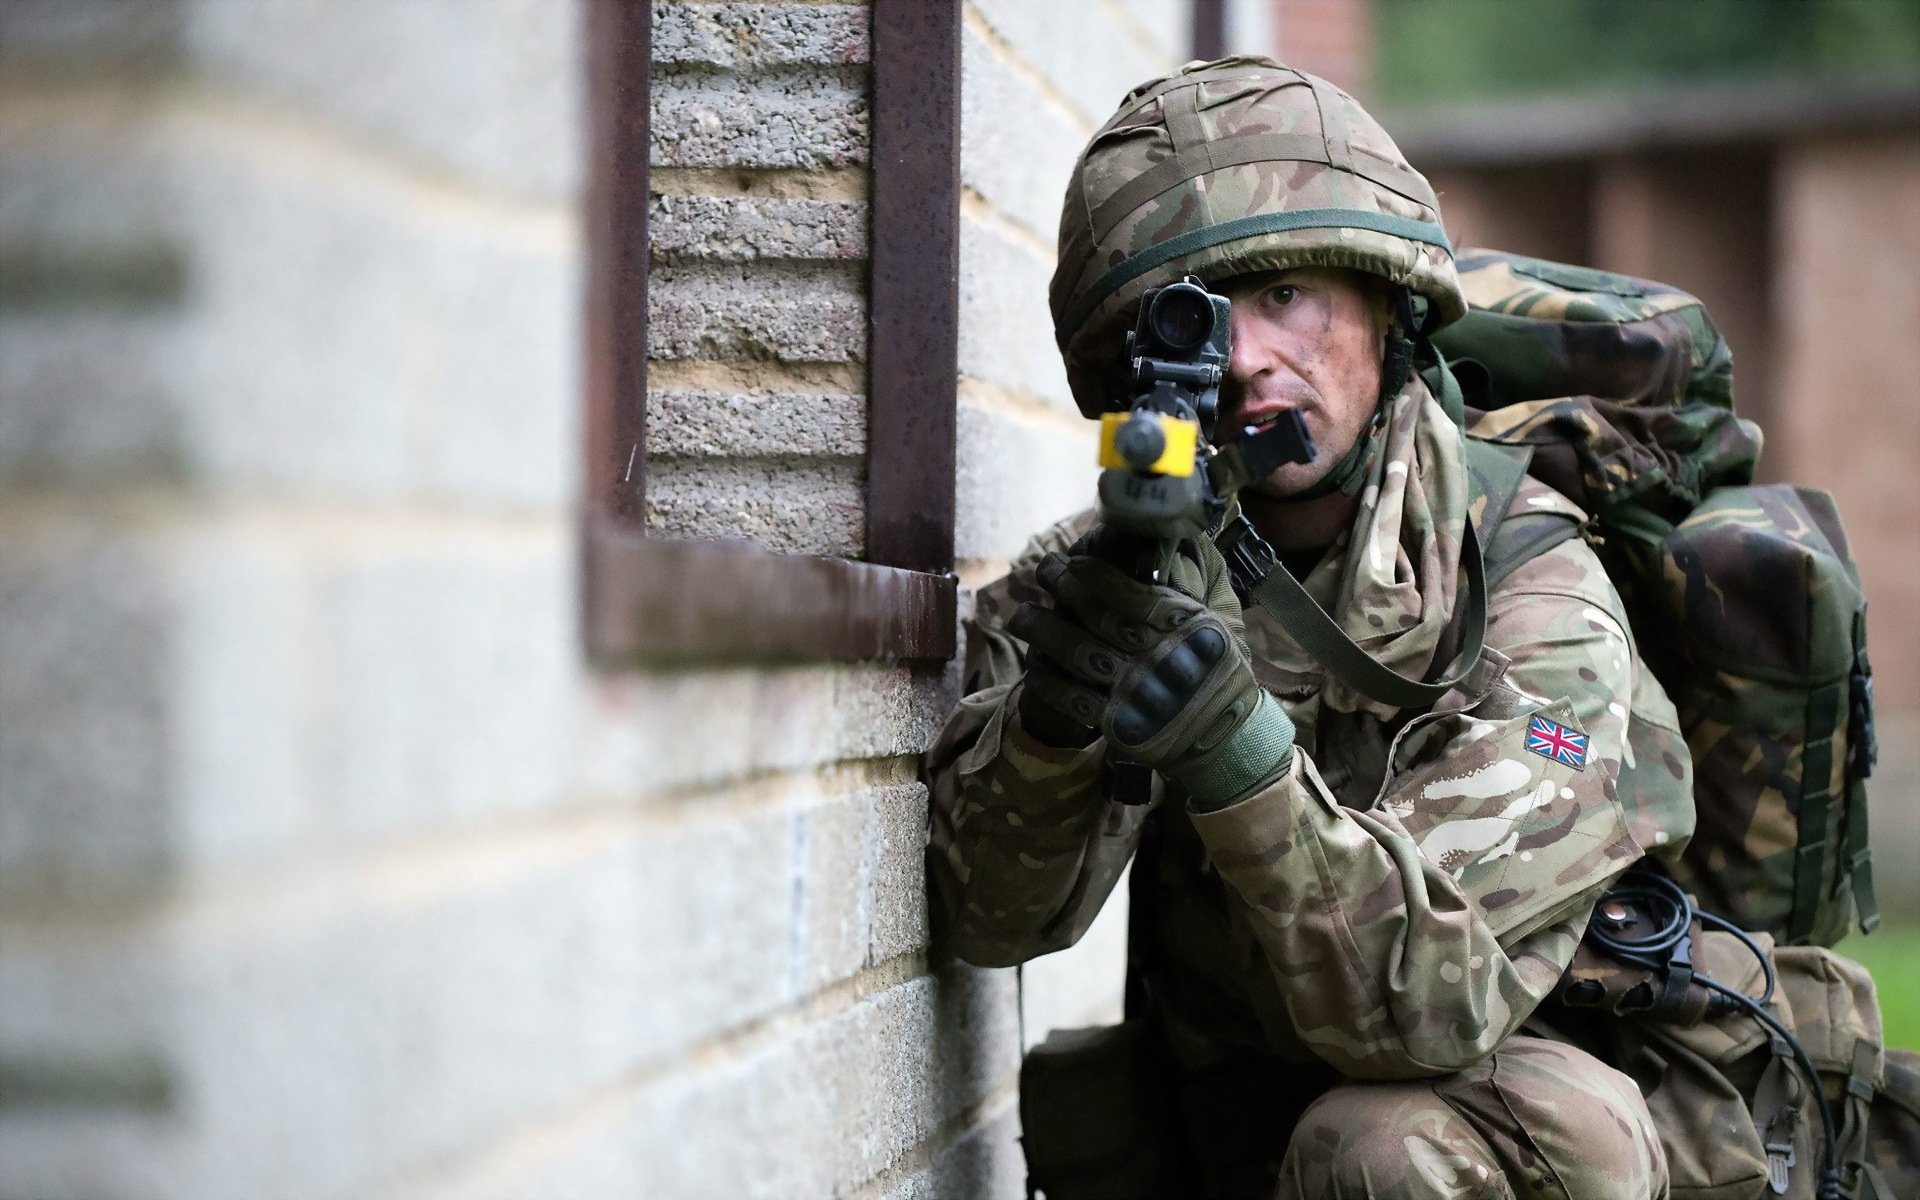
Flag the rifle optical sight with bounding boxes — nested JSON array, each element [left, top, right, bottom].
[[1144, 281, 1217, 355]]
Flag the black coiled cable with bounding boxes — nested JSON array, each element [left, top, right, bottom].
[[1586, 869, 1845, 1200]]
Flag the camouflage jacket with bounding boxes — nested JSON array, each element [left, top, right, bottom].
[[926, 398, 1697, 1082]]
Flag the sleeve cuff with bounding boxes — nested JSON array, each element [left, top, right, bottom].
[[1185, 746, 1319, 843], [1173, 692, 1295, 812]]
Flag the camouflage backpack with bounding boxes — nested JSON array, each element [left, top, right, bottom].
[[1434, 248, 1880, 947]]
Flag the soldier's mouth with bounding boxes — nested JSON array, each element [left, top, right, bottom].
[[1232, 409, 1300, 438]]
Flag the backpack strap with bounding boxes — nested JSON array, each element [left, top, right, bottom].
[[1845, 612, 1880, 935], [1792, 684, 1846, 945], [1422, 343, 1469, 428], [1463, 436, 1584, 588], [1833, 1036, 1882, 1195]]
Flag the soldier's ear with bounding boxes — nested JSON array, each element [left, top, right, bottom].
[[1370, 276, 1405, 342]]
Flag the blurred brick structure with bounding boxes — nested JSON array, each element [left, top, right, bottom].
[[1273, 0, 1371, 98], [0, 1, 1189, 1196], [1392, 80, 1920, 915]]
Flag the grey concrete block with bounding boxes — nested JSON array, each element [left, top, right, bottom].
[[649, 261, 867, 363], [0, 105, 195, 487], [652, 66, 868, 169], [0, 118, 180, 253], [0, 0, 187, 72], [960, 22, 1086, 243], [491, 966, 1021, 1200], [794, 787, 869, 993], [0, 526, 177, 900], [166, 523, 316, 869], [866, 782, 931, 965], [969, 0, 1173, 132], [0, 519, 595, 899], [957, 216, 1074, 413], [0, 919, 179, 1200], [647, 388, 867, 458], [644, 455, 865, 557], [1112, 0, 1187, 62], [311, 532, 580, 851], [0, 315, 193, 486], [165, 129, 579, 511], [652, 3, 869, 70], [877, 1101, 1025, 1200], [649, 193, 868, 263], [1, 46, 579, 510], [575, 663, 948, 802], [419, 231, 582, 513], [0, 779, 917, 1200], [953, 400, 1097, 563], [0, 518, 338, 900], [181, 0, 584, 202]]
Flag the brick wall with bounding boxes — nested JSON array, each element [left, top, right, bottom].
[[647, 0, 870, 556], [1272, 0, 1367, 96], [0, 1, 1186, 1196], [1772, 135, 1920, 916]]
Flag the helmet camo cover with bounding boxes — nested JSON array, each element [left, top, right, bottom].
[[1050, 56, 1466, 417]]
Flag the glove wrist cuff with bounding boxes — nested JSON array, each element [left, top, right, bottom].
[[1169, 692, 1295, 811]]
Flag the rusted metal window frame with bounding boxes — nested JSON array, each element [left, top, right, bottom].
[[1192, 0, 1227, 60], [581, 0, 960, 668]]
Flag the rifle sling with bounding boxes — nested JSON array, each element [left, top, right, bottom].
[[1227, 518, 1490, 711]]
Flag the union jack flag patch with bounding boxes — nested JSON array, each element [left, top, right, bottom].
[[1525, 714, 1589, 771]]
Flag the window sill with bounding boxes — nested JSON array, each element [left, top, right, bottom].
[[583, 517, 957, 668]]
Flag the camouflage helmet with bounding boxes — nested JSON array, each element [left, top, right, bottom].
[[1050, 56, 1466, 417]]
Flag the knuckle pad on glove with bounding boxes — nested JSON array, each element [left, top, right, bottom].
[[1111, 630, 1213, 744], [1079, 646, 1120, 683]]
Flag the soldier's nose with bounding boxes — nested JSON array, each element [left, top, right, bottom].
[[1227, 304, 1274, 383]]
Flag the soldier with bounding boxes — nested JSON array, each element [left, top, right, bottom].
[[925, 57, 1697, 1198]]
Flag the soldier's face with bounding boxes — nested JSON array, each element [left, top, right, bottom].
[[1218, 267, 1388, 498]]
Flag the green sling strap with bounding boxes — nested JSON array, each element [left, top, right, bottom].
[[1217, 431, 1575, 712], [1233, 517, 1489, 709]]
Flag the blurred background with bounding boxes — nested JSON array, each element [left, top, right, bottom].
[[0, 1, 1914, 1197]]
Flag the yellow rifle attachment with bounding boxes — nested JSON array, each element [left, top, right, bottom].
[[1098, 411, 1199, 478]]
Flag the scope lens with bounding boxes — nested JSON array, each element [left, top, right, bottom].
[[1147, 285, 1213, 353]]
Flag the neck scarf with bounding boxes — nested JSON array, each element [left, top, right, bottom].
[[1240, 379, 1470, 720]]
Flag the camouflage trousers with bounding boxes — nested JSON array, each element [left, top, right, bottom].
[[1275, 1036, 1668, 1200]]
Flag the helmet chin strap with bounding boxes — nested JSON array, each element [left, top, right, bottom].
[[1278, 286, 1419, 504]]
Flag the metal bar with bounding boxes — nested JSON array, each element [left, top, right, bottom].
[[584, 0, 649, 531], [1193, 0, 1227, 60], [585, 520, 958, 666], [865, 0, 960, 573]]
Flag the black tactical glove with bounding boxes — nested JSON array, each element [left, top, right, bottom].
[[1008, 539, 1295, 810]]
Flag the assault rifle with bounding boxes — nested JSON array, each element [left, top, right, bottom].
[[1091, 277, 1319, 807], [1095, 276, 1317, 575]]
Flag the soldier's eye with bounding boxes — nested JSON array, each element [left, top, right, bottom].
[[1266, 284, 1299, 308]]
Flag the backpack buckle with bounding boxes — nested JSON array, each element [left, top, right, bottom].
[[1765, 1140, 1796, 1195]]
